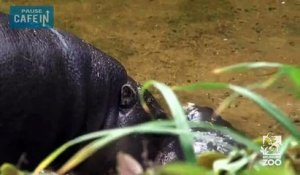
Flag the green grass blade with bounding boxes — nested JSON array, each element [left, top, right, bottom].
[[228, 84, 300, 140], [141, 80, 196, 164], [58, 130, 130, 174], [157, 163, 211, 175], [213, 62, 282, 74], [33, 128, 123, 174], [33, 120, 176, 174], [172, 81, 300, 140], [172, 82, 227, 91], [188, 122, 260, 152], [33, 143, 70, 175], [279, 136, 295, 156], [57, 123, 190, 174], [241, 164, 296, 175], [283, 65, 300, 87]]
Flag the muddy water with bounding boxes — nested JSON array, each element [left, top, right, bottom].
[[1, 0, 299, 138]]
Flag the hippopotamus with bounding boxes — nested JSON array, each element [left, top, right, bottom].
[[0, 12, 183, 174], [0, 11, 243, 174]]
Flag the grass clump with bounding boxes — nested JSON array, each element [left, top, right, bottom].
[[1, 62, 300, 175]]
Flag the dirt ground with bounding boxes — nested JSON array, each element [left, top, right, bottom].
[[1, 0, 300, 138]]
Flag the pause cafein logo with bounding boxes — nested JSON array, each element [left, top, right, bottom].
[[260, 134, 282, 166], [9, 6, 54, 29]]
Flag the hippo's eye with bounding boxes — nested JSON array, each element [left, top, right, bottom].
[[120, 84, 137, 108]]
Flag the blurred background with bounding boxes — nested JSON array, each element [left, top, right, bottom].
[[1, 0, 299, 138]]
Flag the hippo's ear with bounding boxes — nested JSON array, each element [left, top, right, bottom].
[[120, 84, 137, 108]]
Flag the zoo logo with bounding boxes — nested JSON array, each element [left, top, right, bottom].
[[260, 134, 282, 166]]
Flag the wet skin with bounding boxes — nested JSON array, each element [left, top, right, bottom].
[[0, 12, 241, 175], [0, 12, 182, 174]]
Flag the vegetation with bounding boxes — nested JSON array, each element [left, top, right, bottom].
[[1, 62, 300, 175]]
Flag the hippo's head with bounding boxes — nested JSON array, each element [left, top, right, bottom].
[[78, 77, 183, 174], [117, 77, 184, 164], [0, 11, 182, 174], [117, 77, 166, 127]]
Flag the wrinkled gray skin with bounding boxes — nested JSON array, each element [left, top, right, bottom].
[[0, 12, 183, 175]]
